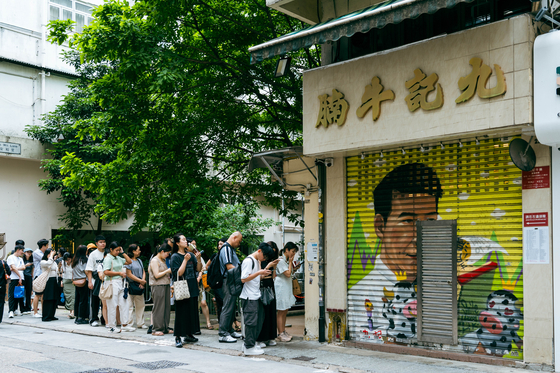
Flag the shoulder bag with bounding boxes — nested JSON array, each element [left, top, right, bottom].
[[99, 260, 114, 300], [174, 267, 191, 301], [33, 271, 49, 293], [128, 260, 145, 296], [292, 277, 302, 296]]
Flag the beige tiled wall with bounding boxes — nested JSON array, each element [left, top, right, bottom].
[[302, 15, 534, 157]]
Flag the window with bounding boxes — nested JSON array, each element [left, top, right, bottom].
[[49, 0, 94, 33]]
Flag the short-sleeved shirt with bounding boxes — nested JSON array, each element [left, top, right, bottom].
[[7, 255, 24, 280], [86, 249, 105, 277], [102, 254, 126, 281], [171, 252, 199, 298], [219, 243, 239, 277], [125, 259, 144, 284], [72, 261, 87, 280], [240, 256, 260, 300], [23, 258, 34, 277], [33, 249, 44, 278]]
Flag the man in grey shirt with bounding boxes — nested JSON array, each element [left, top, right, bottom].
[[32, 239, 48, 318], [218, 232, 243, 343]]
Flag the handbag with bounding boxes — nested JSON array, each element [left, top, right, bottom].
[[128, 259, 145, 295], [2, 260, 10, 281], [201, 272, 210, 291], [33, 271, 49, 293], [292, 277, 302, 296], [73, 278, 86, 287], [174, 271, 191, 301], [260, 286, 275, 306], [99, 261, 114, 300], [14, 285, 25, 298]]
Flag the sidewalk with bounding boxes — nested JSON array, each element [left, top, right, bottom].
[[2, 307, 548, 373]]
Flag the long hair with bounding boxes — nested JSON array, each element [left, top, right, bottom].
[[72, 245, 88, 268], [172, 233, 184, 253]]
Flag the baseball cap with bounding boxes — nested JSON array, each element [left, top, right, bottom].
[[24, 248, 33, 252]]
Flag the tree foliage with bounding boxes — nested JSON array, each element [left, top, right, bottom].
[[28, 0, 319, 237]]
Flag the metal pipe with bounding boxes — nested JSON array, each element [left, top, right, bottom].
[[317, 161, 326, 342]]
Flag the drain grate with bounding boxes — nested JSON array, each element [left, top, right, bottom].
[[78, 369, 132, 373], [292, 356, 316, 362], [129, 361, 188, 370]]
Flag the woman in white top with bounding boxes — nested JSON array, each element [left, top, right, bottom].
[[40, 249, 61, 322], [274, 242, 301, 342], [61, 253, 75, 318]]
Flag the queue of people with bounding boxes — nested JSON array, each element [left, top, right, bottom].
[[1, 233, 304, 357]]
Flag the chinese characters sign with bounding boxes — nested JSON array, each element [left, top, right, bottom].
[[524, 213, 548, 227], [0, 142, 21, 155], [316, 58, 506, 127], [522, 166, 550, 190]]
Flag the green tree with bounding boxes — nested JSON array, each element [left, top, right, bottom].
[[28, 0, 318, 236]]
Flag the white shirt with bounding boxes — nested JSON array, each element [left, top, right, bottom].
[[240, 256, 260, 300], [7, 254, 24, 280], [85, 249, 105, 276]]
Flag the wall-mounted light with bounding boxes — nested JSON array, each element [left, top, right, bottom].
[[274, 56, 292, 78], [401, 148, 406, 155], [380, 151, 384, 158], [475, 137, 480, 145], [459, 140, 463, 148], [440, 142, 445, 150], [420, 144, 425, 152], [361, 152, 365, 160]]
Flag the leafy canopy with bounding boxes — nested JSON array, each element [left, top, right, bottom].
[[28, 0, 319, 238]]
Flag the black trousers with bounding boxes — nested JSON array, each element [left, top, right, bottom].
[[23, 275, 33, 311], [0, 284, 6, 323], [214, 288, 224, 322], [74, 284, 89, 320], [8, 280, 24, 312], [89, 277, 101, 323]]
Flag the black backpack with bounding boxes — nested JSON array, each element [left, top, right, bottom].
[[207, 252, 224, 290]]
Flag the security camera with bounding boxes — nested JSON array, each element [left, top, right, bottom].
[[325, 158, 334, 167]]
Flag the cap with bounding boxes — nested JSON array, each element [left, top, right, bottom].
[[87, 243, 97, 250], [24, 248, 33, 252]]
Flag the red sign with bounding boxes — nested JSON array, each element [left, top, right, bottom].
[[522, 166, 550, 190], [524, 212, 549, 227]]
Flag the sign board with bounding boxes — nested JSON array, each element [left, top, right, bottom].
[[306, 242, 318, 262], [522, 166, 550, 190], [534, 31, 560, 147], [0, 141, 21, 155], [524, 212, 549, 227], [524, 227, 550, 264]]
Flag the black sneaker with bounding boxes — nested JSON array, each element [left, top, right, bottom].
[[147, 325, 153, 334], [175, 337, 183, 348], [194, 331, 201, 335], [183, 335, 198, 343]]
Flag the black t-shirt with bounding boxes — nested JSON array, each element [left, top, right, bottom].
[[170, 252, 199, 298]]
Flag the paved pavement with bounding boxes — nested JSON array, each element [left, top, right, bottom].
[[0, 307, 550, 373]]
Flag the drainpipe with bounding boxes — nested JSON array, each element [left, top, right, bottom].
[[317, 161, 326, 342]]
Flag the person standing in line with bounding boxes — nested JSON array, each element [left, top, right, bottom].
[[41, 249, 61, 321], [149, 243, 172, 336], [240, 242, 275, 355], [32, 239, 48, 318], [257, 241, 280, 346], [191, 239, 211, 331], [72, 245, 89, 324], [22, 248, 34, 314], [204, 237, 228, 323], [103, 242, 134, 333], [171, 234, 201, 347], [0, 256, 11, 323], [125, 244, 147, 329], [61, 252, 75, 318], [7, 245, 26, 318], [218, 232, 244, 343], [275, 242, 301, 342], [85, 236, 106, 326]]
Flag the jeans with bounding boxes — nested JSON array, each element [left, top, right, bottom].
[[218, 276, 237, 337]]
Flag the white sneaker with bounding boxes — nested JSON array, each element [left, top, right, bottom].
[[231, 331, 242, 338], [122, 326, 136, 332], [256, 341, 267, 348], [141, 325, 149, 329], [109, 327, 121, 333], [267, 340, 277, 346], [8, 311, 14, 318], [91, 321, 100, 327], [219, 335, 237, 343], [14, 310, 22, 316], [243, 345, 264, 356], [32, 313, 42, 318], [22, 311, 31, 315]]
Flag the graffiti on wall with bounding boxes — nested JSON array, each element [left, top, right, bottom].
[[346, 138, 523, 359]]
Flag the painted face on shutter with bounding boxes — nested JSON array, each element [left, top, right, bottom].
[[375, 191, 437, 283]]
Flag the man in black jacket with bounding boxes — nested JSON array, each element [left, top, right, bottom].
[[0, 257, 11, 323]]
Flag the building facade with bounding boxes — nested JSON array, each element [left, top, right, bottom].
[[251, 0, 556, 368]]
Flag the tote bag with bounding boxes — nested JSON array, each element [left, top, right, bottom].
[[99, 261, 113, 300], [33, 271, 49, 293], [174, 271, 190, 301]]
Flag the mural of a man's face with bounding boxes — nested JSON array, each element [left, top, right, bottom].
[[375, 191, 438, 282]]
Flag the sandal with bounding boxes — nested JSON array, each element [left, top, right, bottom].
[[152, 331, 164, 336], [207, 323, 214, 330], [233, 321, 241, 332]]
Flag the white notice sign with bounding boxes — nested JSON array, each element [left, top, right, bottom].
[[0, 141, 21, 154], [523, 227, 549, 264], [307, 242, 318, 262]]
